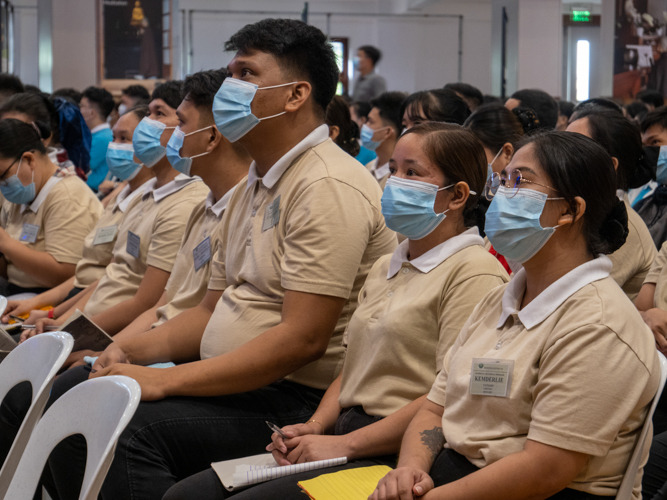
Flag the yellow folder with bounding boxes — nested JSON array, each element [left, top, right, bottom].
[[298, 465, 392, 500]]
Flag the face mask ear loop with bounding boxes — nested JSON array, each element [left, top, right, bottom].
[[490, 148, 503, 166], [184, 125, 215, 137], [437, 183, 478, 196], [16, 156, 32, 187], [256, 82, 298, 91]]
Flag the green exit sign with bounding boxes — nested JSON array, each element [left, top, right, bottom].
[[571, 10, 591, 22]]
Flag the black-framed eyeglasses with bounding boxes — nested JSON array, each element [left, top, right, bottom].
[[484, 170, 560, 201], [0, 156, 22, 187]]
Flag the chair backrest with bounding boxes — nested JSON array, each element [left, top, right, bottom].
[[4, 375, 140, 500], [616, 351, 667, 500], [0, 332, 73, 498]]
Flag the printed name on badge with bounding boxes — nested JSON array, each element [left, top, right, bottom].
[[93, 225, 118, 246], [469, 358, 514, 397], [193, 236, 212, 271], [20, 223, 39, 244], [126, 231, 141, 259], [262, 195, 281, 232]]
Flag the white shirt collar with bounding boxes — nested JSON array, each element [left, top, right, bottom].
[[246, 124, 330, 190], [374, 162, 390, 180], [497, 255, 613, 330], [21, 175, 62, 214], [205, 185, 236, 218], [91, 123, 110, 134], [143, 174, 203, 203], [387, 227, 484, 279], [114, 178, 155, 213]]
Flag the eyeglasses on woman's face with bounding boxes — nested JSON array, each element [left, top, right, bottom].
[[484, 169, 560, 201]]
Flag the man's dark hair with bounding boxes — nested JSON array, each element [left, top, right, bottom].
[[225, 19, 338, 115], [183, 68, 228, 112], [557, 100, 575, 120], [53, 87, 82, 105], [370, 91, 408, 136], [358, 45, 382, 66], [637, 89, 665, 109], [571, 98, 623, 122], [641, 106, 667, 134], [82, 86, 114, 119], [122, 84, 150, 102], [400, 89, 470, 126], [0, 73, 24, 97], [444, 83, 484, 109], [510, 89, 558, 130], [626, 100, 649, 120], [151, 80, 184, 110], [351, 101, 372, 119]]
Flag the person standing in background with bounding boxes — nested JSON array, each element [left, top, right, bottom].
[[80, 86, 114, 192], [352, 45, 387, 102]]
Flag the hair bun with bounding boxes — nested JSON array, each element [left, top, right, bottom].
[[599, 199, 629, 253], [511, 107, 540, 134]]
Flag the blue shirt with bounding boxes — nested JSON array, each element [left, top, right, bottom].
[[87, 124, 112, 192], [355, 146, 376, 166]]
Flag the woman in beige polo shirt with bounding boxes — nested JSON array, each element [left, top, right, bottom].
[[0, 119, 102, 296], [567, 107, 657, 301], [371, 132, 660, 500], [162, 123, 509, 500], [1, 105, 154, 321]]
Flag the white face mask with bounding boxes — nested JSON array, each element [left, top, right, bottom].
[[118, 103, 128, 116]]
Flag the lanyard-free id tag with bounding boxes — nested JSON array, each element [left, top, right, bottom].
[[20, 223, 39, 243], [193, 236, 211, 271], [126, 231, 141, 259], [262, 195, 281, 232], [469, 358, 514, 397], [93, 225, 118, 246]]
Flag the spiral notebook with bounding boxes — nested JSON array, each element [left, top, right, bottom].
[[210, 453, 347, 491]]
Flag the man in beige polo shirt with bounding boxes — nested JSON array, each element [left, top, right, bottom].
[[40, 20, 396, 499], [112, 68, 251, 340], [33, 81, 210, 337]]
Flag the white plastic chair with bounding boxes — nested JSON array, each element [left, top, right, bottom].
[[616, 351, 667, 500], [0, 332, 74, 498], [4, 375, 140, 500]]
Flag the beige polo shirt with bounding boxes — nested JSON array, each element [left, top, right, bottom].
[[644, 241, 667, 310], [427, 256, 660, 499], [200, 125, 398, 390], [83, 174, 210, 316], [338, 228, 508, 417], [1, 175, 103, 289], [153, 188, 234, 327], [608, 201, 657, 301], [365, 158, 390, 188], [73, 180, 152, 288]]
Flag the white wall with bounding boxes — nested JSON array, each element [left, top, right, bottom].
[[13, 0, 38, 87]]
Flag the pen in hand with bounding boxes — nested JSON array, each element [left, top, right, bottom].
[[266, 421, 287, 439]]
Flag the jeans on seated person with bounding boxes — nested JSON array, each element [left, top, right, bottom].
[[162, 406, 397, 500], [0, 365, 325, 500]]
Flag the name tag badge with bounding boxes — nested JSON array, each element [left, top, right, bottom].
[[20, 223, 39, 243], [126, 231, 141, 259], [193, 236, 211, 271], [469, 358, 514, 397], [261, 195, 281, 232], [93, 225, 118, 246]]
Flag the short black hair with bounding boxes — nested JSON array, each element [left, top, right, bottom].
[[444, 83, 484, 109], [82, 86, 114, 119], [0, 93, 59, 143], [52, 87, 82, 105], [641, 106, 667, 134], [151, 80, 184, 110], [225, 19, 338, 115], [371, 91, 408, 136], [510, 89, 558, 129], [0, 73, 24, 97], [183, 68, 228, 111], [571, 98, 623, 122], [23, 84, 42, 95], [626, 100, 649, 119], [400, 89, 470, 126], [557, 100, 575, 119], [351, 101, 372, 119], [358, 45, 382, 66], [122, 84, 150, 101], [637, 89, 665, 109]]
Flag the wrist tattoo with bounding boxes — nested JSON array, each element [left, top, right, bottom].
[[420, 426, 444, 460]]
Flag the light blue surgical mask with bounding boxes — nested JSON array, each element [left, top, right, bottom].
[[656, 145, 667, 184], [360, 124, 389, 152], [485, 186, 562, 263], [132, 117, 176, 168], [166, 125, 213, 176], [212, 78, 296, 143], [0, 156, 36, 205], [106, 143, 142, 181], [381, 177, 462, 240]]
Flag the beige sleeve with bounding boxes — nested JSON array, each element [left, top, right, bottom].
[[281, 178, 379, 299], [207, 247, 226, 291], [436, 274, 507, 372], [43, 194, 101, 265], [645, 241, 667, 284], [527, 324, 653, 456]]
